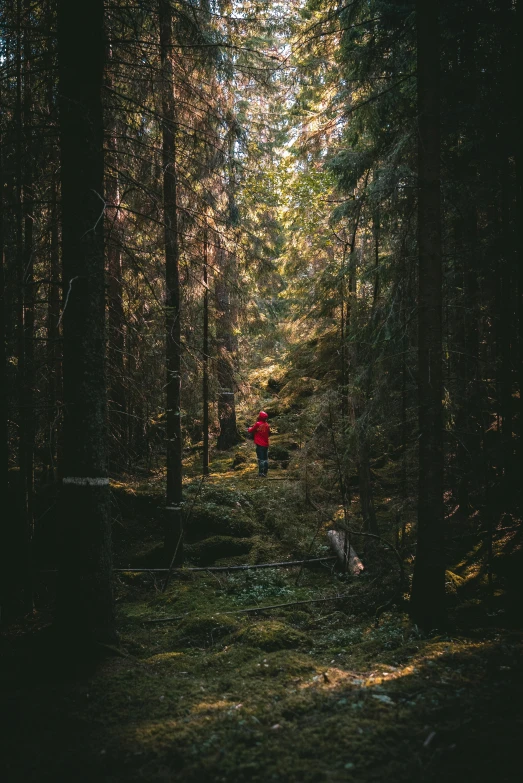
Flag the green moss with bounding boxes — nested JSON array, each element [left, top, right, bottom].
[[178, 613, 240, 643], [7, 466, 522, 783], [235, 620, 311, 651], [269, 444, 291, 461], [186, 536, 254, 565], [185, 505, 256, 542]]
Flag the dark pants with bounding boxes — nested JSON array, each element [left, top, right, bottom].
[[256, 445, 269, 475]]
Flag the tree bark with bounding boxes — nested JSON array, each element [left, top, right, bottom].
[[21, 0, 35, 612], [202, 230, 210, 475], [0, 133, 10, 621], [516, 0, 523, 510], [46, 168, 61, 482], [215, 243, 241, 450], [410, 0, 446, 629], [159, 0, 183, 562], [215, 126, 242, 451], [105, 44, 126, 473], [56, 0, 116, 643]]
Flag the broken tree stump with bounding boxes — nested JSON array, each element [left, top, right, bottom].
[[327, 530, 364, 575]]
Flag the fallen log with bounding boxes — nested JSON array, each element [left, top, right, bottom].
[[327, 530, 364, 575], [39, 556, 336, 576], [118, 557, 336, 573]]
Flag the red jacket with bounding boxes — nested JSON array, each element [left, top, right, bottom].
[[249, 418, 270, 447]]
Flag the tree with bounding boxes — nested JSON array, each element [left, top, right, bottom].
[[56, 0, 116, 643], [410, 0, 446, 629], [159, 0, 183, 561]]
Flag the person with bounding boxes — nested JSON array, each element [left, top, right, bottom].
[[248, 411, 270, 477]]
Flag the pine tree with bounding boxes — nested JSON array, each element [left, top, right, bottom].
[[56, 0, 115, 643]]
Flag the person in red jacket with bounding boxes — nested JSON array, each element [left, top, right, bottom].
[[248, 411, 270, 477]]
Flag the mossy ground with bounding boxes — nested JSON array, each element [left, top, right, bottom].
[[2, 445, 522, 782]]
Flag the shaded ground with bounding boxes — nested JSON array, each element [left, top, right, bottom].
[[2, 452, 522, 783]]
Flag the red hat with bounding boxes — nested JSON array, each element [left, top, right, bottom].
[[258, 411, 268, 420]]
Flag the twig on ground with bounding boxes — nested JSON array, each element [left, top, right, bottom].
[[39, 557, 337, 577], [143, 592, 357, 624]]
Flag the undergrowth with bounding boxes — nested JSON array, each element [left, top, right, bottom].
[[2, 445, 522, 783]]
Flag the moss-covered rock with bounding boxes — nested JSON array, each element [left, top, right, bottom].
[[236, 620, 311, 651]]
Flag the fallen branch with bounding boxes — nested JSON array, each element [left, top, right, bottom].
[[142, 591, 357, 623], [40, 557, 337, 576], [220, 592, 355, 615], [117, 557, 336, 573]]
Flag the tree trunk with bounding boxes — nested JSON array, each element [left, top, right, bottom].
[[516, 0, 523, 512], [215, 244, 241, 450], [215, 127, 242, 451], [46, 168, 61, 482], [56, 0, 115, 643], [202, 231, 210, 475], [105, 45, 126, 473], [327, 531, 364, 575], [21, 0, 35, 612], [410, 0, 446, 629], [12, 0, 32, 615], [0, 134, 11, 622], [159, 0, 183, 562]]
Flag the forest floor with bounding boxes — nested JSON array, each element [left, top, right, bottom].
[[1, 436, 522, 783]]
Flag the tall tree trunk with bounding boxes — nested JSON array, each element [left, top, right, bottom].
[[105, 45, 126, 473], [498, 0, 517, 507], [516, 0, 523, 512], [44, 0, 61, 484], [56, 0, 115, 643], [21, 0, 35, 611], [215, 244, 241, 450], [216, 127, 241, 451], [499, 161, 514, 502], [202, 230, 210, 475], [13, 0, 29, 616], [340, 243, 347, 418], [46, 168, 61, 482], [455, 203, 480, 516], [0, 137, 10, 621], [159, 0, 183, 562], [410, 0, 446, 629]]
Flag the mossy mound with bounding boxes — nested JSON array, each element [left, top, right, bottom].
[[280, 377, 316, 401], [231, 451, 248, 469], [185, 503, 256, 542], [130, 544, 168, 569], [236, 620, 311, 651], [269, 444, 291, 461], [196, 486, 252, 508], [110, 483, 163, 516], [247, 535, 288, 564], [186, 535, 254, 565], [178, 613, 240, 644]]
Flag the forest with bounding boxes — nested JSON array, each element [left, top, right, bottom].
[[0, 0, 522, 781]]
